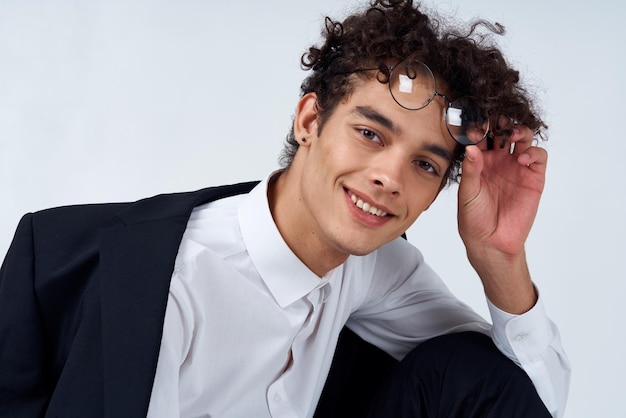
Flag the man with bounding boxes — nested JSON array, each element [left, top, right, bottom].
[[0, 1, 570, 417]]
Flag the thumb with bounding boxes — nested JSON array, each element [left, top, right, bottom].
[[458, 145, 483, 203]]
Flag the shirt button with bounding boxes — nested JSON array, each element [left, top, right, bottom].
[[514, 334, 525, 342], [273, 393, 282, 403]]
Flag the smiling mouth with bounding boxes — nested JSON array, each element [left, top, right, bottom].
[[349, 193, 389, 217]]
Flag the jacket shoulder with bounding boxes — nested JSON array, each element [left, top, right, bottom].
[[26, 181, 260, 256], [114, 181, 259, 225]]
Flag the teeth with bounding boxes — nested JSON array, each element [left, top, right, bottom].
[[350, 193, 388, 217]]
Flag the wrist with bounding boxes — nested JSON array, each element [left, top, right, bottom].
[[468, 249, 537, 315]]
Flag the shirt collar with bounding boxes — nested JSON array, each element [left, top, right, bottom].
[[238, 172, 323, 308]]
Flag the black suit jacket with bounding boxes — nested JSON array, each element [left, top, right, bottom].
[[0, 181, 259, 417]]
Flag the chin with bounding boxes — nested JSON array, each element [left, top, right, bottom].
[[346, 247, 376, 257], [327, 224, 400, 257], [335, 236, 388, 257]]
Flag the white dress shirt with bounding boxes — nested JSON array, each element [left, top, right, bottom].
[[147, 175, 570, 418]]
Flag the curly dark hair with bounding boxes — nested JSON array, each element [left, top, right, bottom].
[[278, 0, 547, 185]]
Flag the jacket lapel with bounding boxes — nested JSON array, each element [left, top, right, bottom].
[[99, 181, 258, 417]]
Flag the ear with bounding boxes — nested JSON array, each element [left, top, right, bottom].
[[293, 92, 319, 146]]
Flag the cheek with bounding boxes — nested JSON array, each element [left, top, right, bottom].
[[301, 141, 344, 195], [405, 185, 441, 216], [313, 135, 360, 174]]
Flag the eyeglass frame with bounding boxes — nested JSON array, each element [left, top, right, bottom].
[[343, 58, 491, 146]]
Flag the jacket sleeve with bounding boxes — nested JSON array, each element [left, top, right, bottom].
[[0, 214, 49, 417]]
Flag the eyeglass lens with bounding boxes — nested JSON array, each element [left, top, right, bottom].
[[388, 59, 488, 146]]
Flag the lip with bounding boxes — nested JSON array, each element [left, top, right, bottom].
[[344, 187, 394, 226]]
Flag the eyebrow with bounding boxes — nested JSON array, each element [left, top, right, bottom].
[[352, 105, 454, 162], [352, 106, 402, 135], [423, 142, 454, 162]]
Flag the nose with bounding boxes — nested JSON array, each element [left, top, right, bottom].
[[369, 151, 404, 196]]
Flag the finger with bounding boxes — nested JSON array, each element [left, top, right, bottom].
[[518, 146, 548, 173], [507, 126, 535, 153], [508, 126, 534, 144], [458, 145, 484, 202], [485, 125, 535, 156], [476, 137, 491, 151], [480, 124, 533, 152]]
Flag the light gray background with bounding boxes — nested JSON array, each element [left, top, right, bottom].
[[1, 1, 623, 416]]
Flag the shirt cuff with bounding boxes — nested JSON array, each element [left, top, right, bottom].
[[486, 289, 552, 366], [486, 289, 565, 417]]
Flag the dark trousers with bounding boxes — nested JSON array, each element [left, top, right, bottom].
[[314, 329, 551, 418]]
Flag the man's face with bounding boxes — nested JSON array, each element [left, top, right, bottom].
[[291, 76, 457, 260]]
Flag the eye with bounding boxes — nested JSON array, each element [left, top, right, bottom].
[[360, 128, 382, 144], [415, 160, 440, 176]]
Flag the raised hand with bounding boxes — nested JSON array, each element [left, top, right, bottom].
[[457, 126, 547, 314]]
